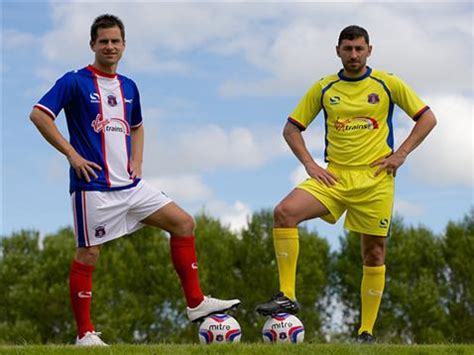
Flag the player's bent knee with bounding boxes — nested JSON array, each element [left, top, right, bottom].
[[182, 215, 196, 234], [171, 213, 195, 236], [273, 203, 297, 227]]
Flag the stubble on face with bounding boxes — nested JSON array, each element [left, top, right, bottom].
[[337, 37, 372, 77]]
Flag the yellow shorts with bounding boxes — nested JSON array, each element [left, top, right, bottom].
[[297, 163, 394, 236]]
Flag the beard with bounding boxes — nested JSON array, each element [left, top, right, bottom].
[[343, 60, 366, 74]]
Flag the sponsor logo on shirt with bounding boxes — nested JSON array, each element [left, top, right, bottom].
[[91, 114, 130, 135], [335, 116, 379, 132]]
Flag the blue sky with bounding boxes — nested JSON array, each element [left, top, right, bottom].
[[1, 1, 473, 249]]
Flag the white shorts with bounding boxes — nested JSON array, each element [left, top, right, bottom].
[[70, 180, 172, 248]]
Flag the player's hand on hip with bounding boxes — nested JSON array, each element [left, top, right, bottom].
[[130, 160, 142, 179], [371, 152, 406, 177], [67, 151, 102, 183], [306, 162, 338, 187]]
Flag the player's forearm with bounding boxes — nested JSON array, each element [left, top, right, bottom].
[[283, 122, 317, 168], [30, 108, 76, 158], [130, 125, 144, 163], [396, 110, 437, 158]]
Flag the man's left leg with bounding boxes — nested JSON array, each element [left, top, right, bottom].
[[141, 202, 240, 321], [358, 234, 386, 341]]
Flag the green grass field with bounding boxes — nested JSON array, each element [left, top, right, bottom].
[[0, 344, 473, 355]]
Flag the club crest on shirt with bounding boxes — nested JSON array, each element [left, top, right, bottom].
[[91, 114, 130, 135], [368, 93, 380, 104], [107, 94, 118, 107]]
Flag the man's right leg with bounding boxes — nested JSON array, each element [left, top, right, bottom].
[[256, 188, 330, 316], [70, 246, 107, 345]]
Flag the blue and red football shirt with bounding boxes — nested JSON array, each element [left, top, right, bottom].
[[35, 65, 143, 193]]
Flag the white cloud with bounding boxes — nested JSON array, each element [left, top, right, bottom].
[[29, 3, 471, 98], [405, 95, 473, 187], [202, 200, 251, 232], [289, 158, 327, 186], [144, 123, 287, 175], [147, 175, 212, 203], [290, 165, 309, 186], [3, 30, 36, 49], [218, 3, 472, 97], [393, 198, 424, 218]]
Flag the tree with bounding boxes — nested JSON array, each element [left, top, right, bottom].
[[0, 229, 75, 344], [443, 209, 474, 342]]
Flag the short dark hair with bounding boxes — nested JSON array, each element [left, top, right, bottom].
[[338, 25, 369, 45], [90, 14, 125, 44]]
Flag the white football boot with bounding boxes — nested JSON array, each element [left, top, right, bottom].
[[75, 331, 108, 346], [187, 295, 241, 322]]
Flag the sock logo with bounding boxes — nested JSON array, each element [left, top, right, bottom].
[[368, 289, 382, 297], [191, 262, 198, 269], [78, 291, 92, 299], [277, 252, 289, 258]]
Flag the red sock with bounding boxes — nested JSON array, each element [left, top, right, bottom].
[[170, 236, 204, 308], [69, 259, 95, 338]]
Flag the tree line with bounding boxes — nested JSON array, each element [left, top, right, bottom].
[[0, 209, 472, 344]]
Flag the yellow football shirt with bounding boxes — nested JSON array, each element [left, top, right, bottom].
[[289, 67, 429, 166]]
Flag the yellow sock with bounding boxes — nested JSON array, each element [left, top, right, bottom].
[[359, 265, 386, 335], [273, 228, 299, 300]]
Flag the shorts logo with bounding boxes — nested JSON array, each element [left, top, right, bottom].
[[94, 224, 106, 238], [368, 93, 380, 104], [335, 116, 379, 132], [191, 262, 198, 269], [379, 219, 389, 228], [329, 96, 341, 105], [107, 94, 118, 107]]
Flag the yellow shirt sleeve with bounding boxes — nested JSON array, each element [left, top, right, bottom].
[[384, 73, 429, 121], [288, 81, 323, 130]]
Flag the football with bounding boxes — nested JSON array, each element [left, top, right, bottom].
[[198, 314, 242, 344], [262, 313, 305, 343]]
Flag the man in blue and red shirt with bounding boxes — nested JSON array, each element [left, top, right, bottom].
[[30, 14, 239, 346]]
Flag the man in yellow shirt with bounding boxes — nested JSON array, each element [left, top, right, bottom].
[[256, 25, 437, 343]]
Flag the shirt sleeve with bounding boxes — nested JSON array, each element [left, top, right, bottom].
[[130, 81, 143, 128], [288, 81, 323, 130], [34, 72, 76, 120], [387, 74, 429, 121]]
